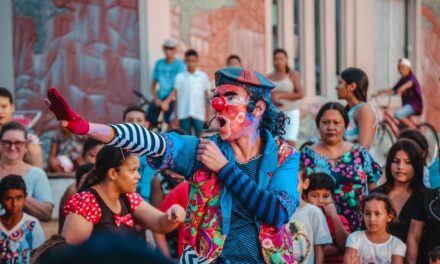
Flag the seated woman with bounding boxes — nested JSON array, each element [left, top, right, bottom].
[[0, 122, 53, 221], [372, 139, 427, 264], [61, 146, 185, 245], [301, 102, 381, 232]]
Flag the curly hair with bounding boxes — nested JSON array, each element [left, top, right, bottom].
[[245, 85, 289, 138]]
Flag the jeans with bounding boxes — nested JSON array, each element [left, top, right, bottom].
[[394, 104, 416, 119], [146, 101, 175, 126], [179, 118, 204, 136]]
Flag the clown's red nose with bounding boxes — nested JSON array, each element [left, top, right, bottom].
[[211, 97, 226, 112]]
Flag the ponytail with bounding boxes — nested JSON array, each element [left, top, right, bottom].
[[77, 146, 132, 191], [77, 169, 99, 192]]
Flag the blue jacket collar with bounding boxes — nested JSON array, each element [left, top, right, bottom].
[[214, 130, 279, 184]]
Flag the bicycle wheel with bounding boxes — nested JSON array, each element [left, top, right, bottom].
[[417, 122, 439, 166], [370, 122, 395, 166]]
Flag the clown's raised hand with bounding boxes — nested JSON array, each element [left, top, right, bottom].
[[196, 138, 229, 173], [45, 88, 90, 134]]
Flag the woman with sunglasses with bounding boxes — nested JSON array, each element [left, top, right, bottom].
[[0, 122, 53, 221]]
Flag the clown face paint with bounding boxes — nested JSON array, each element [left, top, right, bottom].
[[212, 84, 254, 141]]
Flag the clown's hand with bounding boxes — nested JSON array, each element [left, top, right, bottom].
[[45, 88, 90, 135], [196, 138, 229, 173]]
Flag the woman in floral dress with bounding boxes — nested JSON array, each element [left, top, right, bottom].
[[301, 102, 381, 231]]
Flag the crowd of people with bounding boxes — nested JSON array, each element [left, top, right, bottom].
[[0, 38, 439, 264]]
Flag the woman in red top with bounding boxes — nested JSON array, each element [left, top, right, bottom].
[[62, 146, 185, 245]]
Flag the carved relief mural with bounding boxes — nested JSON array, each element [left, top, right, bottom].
[[13, 0, 140, 133], [422, 0, 440, 131], [170, 0, 267, 79]]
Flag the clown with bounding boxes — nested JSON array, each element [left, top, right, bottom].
[[47, 67, 300, 263]]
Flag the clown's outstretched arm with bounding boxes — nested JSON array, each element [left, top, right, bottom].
[[46, 88, 167, 157]]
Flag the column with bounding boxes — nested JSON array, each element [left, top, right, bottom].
[[322, 0, 337, 99], [302, 0, 316, 99], [143, 0, 171, 98], [0, 0, 14, 92]]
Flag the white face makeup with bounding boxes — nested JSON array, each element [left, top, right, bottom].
[[212, 85, 254, 141]]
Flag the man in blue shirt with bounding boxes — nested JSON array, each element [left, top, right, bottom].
[[147, 39, 186, 129]]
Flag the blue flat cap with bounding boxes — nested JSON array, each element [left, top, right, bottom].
[[215, 67, 275, 90]]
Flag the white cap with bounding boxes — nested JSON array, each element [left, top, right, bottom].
[[163, 39, 177, 48], [398, 58, 412, 69]]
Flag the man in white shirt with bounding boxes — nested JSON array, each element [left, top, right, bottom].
[[174, 50, 210, 136]]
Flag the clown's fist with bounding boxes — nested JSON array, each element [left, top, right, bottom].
[[196, 138, 229, 173]]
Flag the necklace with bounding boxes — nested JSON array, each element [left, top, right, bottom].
[[429, 189, 440, 222], [235, 154, 262, 165]]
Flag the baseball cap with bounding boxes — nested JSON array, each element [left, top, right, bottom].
[[163, 39, 177, 49]]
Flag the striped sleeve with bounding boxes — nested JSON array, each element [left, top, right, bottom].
[[217, 160, 299, 228], [107, 123, 166, 157]]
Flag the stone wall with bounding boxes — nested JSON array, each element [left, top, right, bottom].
[[13, 0, 140, 134], [170, 0, 267, 79]]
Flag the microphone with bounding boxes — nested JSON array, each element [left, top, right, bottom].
[[203, 115, 217, 129]]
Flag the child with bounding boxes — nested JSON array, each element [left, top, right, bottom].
[[343, 192, 406, 263], [123, 105, 149, 128], [429, 246, 440, 264], [288, 168, 332, 264], [0, 175, 45, 263], [81, 137, 103, 165], [304, 172, 350, 263], [174, 49, 210, 136], [398, 128, 431, 188]]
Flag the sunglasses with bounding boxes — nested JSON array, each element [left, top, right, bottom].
[[1, 140, 26, 149]]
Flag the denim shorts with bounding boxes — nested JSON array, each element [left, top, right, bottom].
[[394, 104, 416, 119]]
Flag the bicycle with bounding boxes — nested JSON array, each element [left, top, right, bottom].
[[370, 93, 439, 167]]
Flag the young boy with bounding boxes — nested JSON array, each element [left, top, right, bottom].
[[123, 105, 149, 128], [147, 39, 186, 128], [304, 172, 350, 263], [287, 168, 332, 264], [0, 175, 45, 263], [174, 49, 210, 136]]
